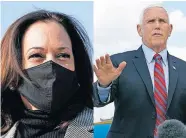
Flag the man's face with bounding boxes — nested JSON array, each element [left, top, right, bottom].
[[137, 7, 173, 51]]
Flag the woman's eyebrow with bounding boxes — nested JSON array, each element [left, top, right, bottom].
[[26, 46, 72, 54], [57, 46, 71, 51], [26, 47, 44, 54]]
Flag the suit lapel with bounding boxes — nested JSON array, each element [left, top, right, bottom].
[[167, 54, 178, 111], [133, 46, 155, 107]]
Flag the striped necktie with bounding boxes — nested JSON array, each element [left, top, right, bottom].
[[153, 54, 168, 137]]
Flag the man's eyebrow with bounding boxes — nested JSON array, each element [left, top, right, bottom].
[[159, 18, 167, 21], [145, 17, 168, 22]]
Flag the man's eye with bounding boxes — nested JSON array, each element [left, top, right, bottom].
[[57, 53, 70, 58], [148, 20, 155, 23], [28, 54, 44, 59], [160, 19, 166, 23]]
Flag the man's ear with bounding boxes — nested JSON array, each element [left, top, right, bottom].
[[168, 24, 173, 37], [137, 24, 143, 37]]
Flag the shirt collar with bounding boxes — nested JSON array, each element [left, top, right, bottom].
[[142, 44, 168, 66]]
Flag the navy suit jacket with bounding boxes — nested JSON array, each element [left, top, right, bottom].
[[93, 46, 186, 138]]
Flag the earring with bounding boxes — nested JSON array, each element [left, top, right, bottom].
[[9, 84, 15, 91]]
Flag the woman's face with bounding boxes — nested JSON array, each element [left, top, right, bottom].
[[22, 20, 75, 71]]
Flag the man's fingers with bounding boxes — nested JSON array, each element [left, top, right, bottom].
[[93, 65, 99, 75], [96, 59, 102, 69], [100, 56, 106, 66], [116, 61, 127, 74], [105, 54, 112, 64]]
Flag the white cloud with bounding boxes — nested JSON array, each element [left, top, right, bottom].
[[169, 10, 186, 32], [94, 103, 114, 123], [94, 1, 163, 58], [168, 46, 186, 61]]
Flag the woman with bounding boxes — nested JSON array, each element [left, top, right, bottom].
[[1, 10, 93, 138]]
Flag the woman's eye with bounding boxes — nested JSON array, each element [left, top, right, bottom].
[[28, 54, 44, 59], [57, 53, 70, 59]]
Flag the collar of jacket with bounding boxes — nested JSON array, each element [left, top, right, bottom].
[[1, 107, 93, 138]]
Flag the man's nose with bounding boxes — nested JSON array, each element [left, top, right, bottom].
[[155, 20, 160, 29]]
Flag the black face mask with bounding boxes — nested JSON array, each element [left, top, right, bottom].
[[17, 61, 79, 114]]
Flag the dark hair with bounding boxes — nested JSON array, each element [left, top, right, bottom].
[[1, 10, 93, 134]]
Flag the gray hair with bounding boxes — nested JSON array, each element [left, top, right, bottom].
[[139, 4, 170, 24]]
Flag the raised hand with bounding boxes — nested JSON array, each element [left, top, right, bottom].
[[94, 54, 127, 87]]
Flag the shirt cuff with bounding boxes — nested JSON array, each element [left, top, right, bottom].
[[97, 82, 112, 103]]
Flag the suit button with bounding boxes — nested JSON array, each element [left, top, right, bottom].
[[152, 112, 156, 119]]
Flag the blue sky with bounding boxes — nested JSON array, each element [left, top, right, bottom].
[[163, 1, 186, 12], [1, 1, 93, 42], [94, 1, 186, 61], [163, 1, 186, 47]]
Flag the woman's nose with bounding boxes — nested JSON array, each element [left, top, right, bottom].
[[45, 54, 57, 63]]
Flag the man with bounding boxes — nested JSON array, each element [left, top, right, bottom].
[[93, 5, 186, 138]]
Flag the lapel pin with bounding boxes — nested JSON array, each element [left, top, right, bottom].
[[173, 66, 176, 70]]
